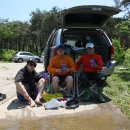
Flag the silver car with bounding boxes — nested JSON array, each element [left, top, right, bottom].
[[12, 51, 40, 63]]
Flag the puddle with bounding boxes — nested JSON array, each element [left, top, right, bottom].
[[0, 113, 130, 130]]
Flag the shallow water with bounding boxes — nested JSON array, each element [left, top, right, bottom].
[[0, 112, 130, 130]]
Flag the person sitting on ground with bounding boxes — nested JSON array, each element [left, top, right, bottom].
[[47, 44, 76, 97], [76, 42, 105, 103], [14, 58, 45, 107]]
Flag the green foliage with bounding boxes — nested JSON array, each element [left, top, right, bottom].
[[112, 38, 125, 64], [0, 7, 62, 54], [123, 49, 130, 67], [115, 20, 130, 36], [0, 49, 16, 61], [104, 66, 130, 119]]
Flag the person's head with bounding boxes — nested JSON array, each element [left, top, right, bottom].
[[85, 42, 95, 54], [26, 58, 37, 72], [56, 45, 65, 56]]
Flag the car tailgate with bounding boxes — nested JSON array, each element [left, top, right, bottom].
[[61, 5, 120, 28]]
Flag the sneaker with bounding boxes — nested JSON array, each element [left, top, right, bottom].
[[98, 95, 105, 103]]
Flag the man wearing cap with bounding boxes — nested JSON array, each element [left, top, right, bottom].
[[48, 44, 76, 97], [76, 42, 105, 103], [14, 58, 45, 107]]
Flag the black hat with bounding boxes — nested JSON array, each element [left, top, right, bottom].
[[56, 44, 65, 50], [27, 58, 37, 65]]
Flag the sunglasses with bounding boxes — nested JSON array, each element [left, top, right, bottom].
[[29, 63, 36, 67]]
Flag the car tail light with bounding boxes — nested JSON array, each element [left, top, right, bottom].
[[111, 46, 114, 60]]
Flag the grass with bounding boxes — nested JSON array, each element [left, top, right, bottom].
[[104, 65, 130, 119]]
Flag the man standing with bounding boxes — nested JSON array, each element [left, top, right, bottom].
[[76, 42, 105, 102], [48, 45, 75, 97], [14, 58, 45, 107]]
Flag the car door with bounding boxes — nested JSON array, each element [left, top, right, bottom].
[[44, 29, 62, 70], [25, 52, 34, 61]]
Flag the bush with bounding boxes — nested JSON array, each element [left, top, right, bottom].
[[112, 38, 125, 64], [0, 49, 16, 61], [123, 49, 130, 68]]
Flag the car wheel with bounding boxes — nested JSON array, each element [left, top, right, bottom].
[[35, 58, 40, 63], [18, 58, 23, 63]]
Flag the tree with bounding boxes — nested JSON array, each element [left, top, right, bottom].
[[113, 0, 130, 18], [30, 7, 62, 53], [115, 19, 130, 48]]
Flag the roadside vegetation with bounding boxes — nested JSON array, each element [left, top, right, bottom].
[[103, 38, 130, 119], [104, 66, 130, 119], [0, 49, 16, 62]]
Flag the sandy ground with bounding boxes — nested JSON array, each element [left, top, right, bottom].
[[0, 62, 130, 126]]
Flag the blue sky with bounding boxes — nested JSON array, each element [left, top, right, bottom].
[[0, 0, 123, 22]]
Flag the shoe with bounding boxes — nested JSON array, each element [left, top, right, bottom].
[[98, 94, 105, 103], [0, 93, 4, 101], [97, 87, 105, 103], [83, 89, 92, 101]]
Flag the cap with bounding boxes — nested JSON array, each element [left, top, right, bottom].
[[56, 44, 65, 50], [86, 43, 94, 48], [27, 58, 37, 65]]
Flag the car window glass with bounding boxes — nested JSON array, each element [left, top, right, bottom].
[[65, 40, 77, 47], [19, 53, 33, 56], [49, 31, 59, 47], [26, 53, 33, 56]]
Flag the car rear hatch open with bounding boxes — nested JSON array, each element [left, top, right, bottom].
[[61, 5, 120, 28]]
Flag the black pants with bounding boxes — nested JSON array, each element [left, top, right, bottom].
[[80, 72, 105, 88]]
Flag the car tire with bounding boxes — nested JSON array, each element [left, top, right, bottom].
[[18, 58, 23, 63], [35, 58, 40, 63]]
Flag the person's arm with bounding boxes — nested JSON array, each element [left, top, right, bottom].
[[96, 55, 103, 71], [47, 58, 59, 75], [15, 69, 24, 83], [67, 57, 76, 73], [76, 56, 83, 70], [14, 69, 30, 98]]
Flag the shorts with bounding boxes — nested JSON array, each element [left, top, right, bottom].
[[17, 85, 38, 101], [53, 75, 70, 85]]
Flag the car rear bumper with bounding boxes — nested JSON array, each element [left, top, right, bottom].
[[101, 60, 116, 76]]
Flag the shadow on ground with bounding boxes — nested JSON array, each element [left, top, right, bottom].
[[7, 99, 28, 110], [79, 93, 111, 104]]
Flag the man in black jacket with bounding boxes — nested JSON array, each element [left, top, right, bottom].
[[14, 58, 45, 107]]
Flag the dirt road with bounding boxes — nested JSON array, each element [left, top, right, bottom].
[[0, 63, 130, 130]]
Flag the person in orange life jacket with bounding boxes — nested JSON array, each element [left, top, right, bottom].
[[47, 44, 76, 97], [76, 42, 105, 102]]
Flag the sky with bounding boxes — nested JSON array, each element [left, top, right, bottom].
[[0, 0, 123, 22]]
